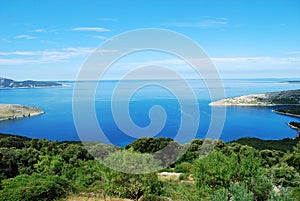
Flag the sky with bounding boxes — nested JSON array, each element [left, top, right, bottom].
[[0, 0, 300, 80]]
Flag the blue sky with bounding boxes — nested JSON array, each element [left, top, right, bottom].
[[0, 0, 299, 80]]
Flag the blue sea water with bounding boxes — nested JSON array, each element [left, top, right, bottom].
[[0, 78, 299, 146]]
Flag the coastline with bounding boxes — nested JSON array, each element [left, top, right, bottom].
[[0, 84, 67, 89], [288, 122, 300, 130], [209, 89, 300, 106], [0, 104, 45, 122], [273, 110, 300, 118]]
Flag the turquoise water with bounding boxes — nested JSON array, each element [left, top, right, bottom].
[[0, 79, 299, 146]]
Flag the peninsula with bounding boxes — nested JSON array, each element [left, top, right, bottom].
[[210, 89, 300, 137], [0, 77, 63, 88], [209, 89, 300, 106], [0, 104, 44, 121], [274, 106, 300, 118]]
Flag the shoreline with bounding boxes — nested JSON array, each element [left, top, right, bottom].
[[288, 123, 300, 130], [209, 89, 300, 106], [0, 104, 45, 122], [273, 110, 300, 118], [0, 84, 67, 89]]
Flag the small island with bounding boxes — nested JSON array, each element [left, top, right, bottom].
[[0, 77, 63, 88], [209, 89, 300, 106], [0, 104, 44, 121]]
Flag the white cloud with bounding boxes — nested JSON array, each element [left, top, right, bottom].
[[0, 47, 120, 66], [0, 51, 40, 56], [0, 58, 39, 65], [211, 57, 300, 64], [72, 27, 111, 32], [32, 29, 46, 33], [15, 34, 36, 39]]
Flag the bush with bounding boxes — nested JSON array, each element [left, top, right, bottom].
[[291, 186, 300, 201], [268, 188, 294, 201], [212, 188, 229, 201], [0, 174, 72, 201], [268, 163, 300, 187], [174, 162, 192, 173], [230, 184, 254, 201]]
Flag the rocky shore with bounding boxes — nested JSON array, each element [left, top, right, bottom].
[[210, 89, 300, 106], [0, 104, 44, 121]]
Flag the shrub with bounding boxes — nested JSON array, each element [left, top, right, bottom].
[[268, 163, 300, 187], [0, 174, 72, 201], [212, 188, 229, 201], [230, 184, 254, 201], [174, 162, 192, 173]]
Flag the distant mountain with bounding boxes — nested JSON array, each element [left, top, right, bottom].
[[0, 77, 63, 88]]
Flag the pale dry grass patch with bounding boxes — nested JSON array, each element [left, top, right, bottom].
[[64, 195, 133, 201]]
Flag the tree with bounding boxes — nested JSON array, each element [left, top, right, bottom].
[[103, 150, 163, 201]]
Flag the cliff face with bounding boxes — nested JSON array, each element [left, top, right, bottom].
[[0, 77, 62, 88], [210, 89, 300, 106], [0, 104, 44, 121]]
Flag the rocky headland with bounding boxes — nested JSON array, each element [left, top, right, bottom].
[[210, 89, 300, 106], [0, 104, 44, 121]]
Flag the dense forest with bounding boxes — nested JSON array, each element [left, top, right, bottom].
[[0, 134, 299, 201]]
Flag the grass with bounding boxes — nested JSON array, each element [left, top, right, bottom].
[[62, 195, 133, 201]]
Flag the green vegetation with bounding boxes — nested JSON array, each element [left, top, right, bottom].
[[289, 121, 300, 130], [231, 137, 300, 152], [0, 134, 299, 200], [275, 106, 300, 116], [273, 106, 300, 137]]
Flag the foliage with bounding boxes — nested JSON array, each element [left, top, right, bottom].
[[103, 150, 163, 200], [193, 149, 273, 200], [0, 135, 300, 201], [230, 184, 254, 201], [212, 188, 229, 201], [289, 121, 300, 129], [275, 106, 300, 116], [231, 137, 299, 152], [0, 174, 71, 201], [161, 181, 202, 201], [125, 137, 173, 153], [268, 188, 294, 201], [174, 161, 193, 173], [267, 163, 300, 187]]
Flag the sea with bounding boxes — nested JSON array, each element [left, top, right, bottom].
[[0, 78, 299, 146]]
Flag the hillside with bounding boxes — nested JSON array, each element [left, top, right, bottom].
[[0, 77, 62, 88], [0, 104, 44, 121], [0, 135, 299, 201], [210, 89, 300, 106]]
